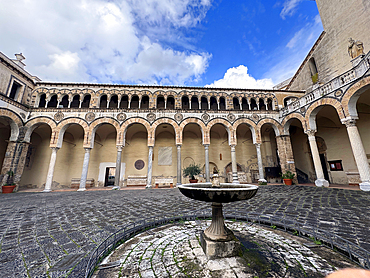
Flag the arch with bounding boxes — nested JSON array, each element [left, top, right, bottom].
[[342, 75, 370, 118], [70, 95, 80, 108], [47, 95, 58, 108], [182, 95, 189, 109], [38, 93, 46, 108], [256, 119, 283, 143], [210, 96, 217, 110], [259, 98, 266, 110], [120, 95, 129, 109], [120, 118, 151, 146], [233, 97, 239, 110], [201, 96, 208, 110], [60, 95, 69, 108], [152, 118, 180, 145], [191, 96, 199, 110], [250, 98, 257, 110], [131, 95, 139, 109], [141, 95, 150, 109], [109, 95, 118, 109], [167, 95, 175, 109], [267, 98, 273, 110], [219, 97, 226, 110], [81, 94, 91, 108], [0, 109, 23, 141], [179, 118, 207, 145], [281, 113, 307, 135], [24, 117, 57, 143], [99, 95, 108, 108], [207, 118, 235, 145], [88, 118, 121, 148], [233, 118, 257, 144], [54, 118, 89, 148], [157, 95, 165, 109], [242, 97, 249, 110], [305, 98, 345, 131]]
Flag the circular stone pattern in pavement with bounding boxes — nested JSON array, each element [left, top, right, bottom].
[[94, 220, 357, 278]]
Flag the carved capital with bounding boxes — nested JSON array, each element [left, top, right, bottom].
[[305, 130, 316, 137], [84, 147, 92, 153], [343, 119, 357, 128], [203, 144, 209, 150], [116, 145, 123, 152]]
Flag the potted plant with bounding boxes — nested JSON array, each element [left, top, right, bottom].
[[183, 164, 202, 183], [2, 170, 16, 194], [281, 171, 295, 186]]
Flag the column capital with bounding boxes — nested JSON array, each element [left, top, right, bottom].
[[116, 145, 124, 151], [203, 144, 209, 149], [176, 144, 182, 149], [342, 119, 357, 127], [254, 143, 261, 147], [305, 129, 317, 137], [84, 147, 92, 152], [50, 147, 60, 151]]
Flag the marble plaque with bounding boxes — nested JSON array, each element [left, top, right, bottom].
[[158, 147, 172, 166]]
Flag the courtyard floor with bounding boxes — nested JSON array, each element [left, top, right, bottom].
[[0, 185, 369, 277]]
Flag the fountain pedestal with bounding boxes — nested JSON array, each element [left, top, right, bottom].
[[200, 202, 241, 259]]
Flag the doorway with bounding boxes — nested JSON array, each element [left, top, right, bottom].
[[104, 167, 116, 186], [319, 154, 330, 182]]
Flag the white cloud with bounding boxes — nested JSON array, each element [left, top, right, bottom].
[[0, 0, 212, 85], [280, 0, 303, 19], [206, 65, 274, 89]]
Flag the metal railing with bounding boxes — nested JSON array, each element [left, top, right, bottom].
[[84, 212, 370, 278]]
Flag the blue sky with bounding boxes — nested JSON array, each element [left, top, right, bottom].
[[0, 0, 323, 89]]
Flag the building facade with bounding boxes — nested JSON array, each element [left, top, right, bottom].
[[1, 1, 370, 191]]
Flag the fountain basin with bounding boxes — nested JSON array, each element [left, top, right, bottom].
[[177, 183, 258, 203]]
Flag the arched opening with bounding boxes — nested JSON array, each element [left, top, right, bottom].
[[182, 123, 204, 182], [191, 96, 199, 110], [48, 95, 58, 108], [250, 98, 258, 110], [54, 124, 85, 189], [242, 98, 249, 110], [167, 96, 175, 109], [201, 96, 208, 110], [120, 95, 129, 109], [210, 123, 229, 182], [267, 98, 273, 110], [60, 95, 69, 108], [110, 95, 118, 109], [20, 124, 52, 189], [219, 97, 226, 110], [100, 95, 108, 108], [182, 96, 189, 109], [81, 94, 91, 108], [157, 96, 165, 109], [259, 98, 266, 110], [210, 97, 217, 110], [124, 124, 148, 186], [308, 57, 318, 84], [71, 95, 80, 108], [38, 94, 46, 108], [141, 95, 149, 109], [131, 95, 139, 109], [260, 124, 279, 183], [90, 124, 118, 187], [236, 124, 257, 183], [233, 98, 239, 110], [0, 118, 11, 174]]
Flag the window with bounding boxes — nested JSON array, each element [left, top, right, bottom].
[[328, 160, 343, 171], [9, 80, 22, 100]]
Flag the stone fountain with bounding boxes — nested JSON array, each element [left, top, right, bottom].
[[177, 174, 258, 259]]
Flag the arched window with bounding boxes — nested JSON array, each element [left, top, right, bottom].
[[48, 95, 58, 108], [141, 95, 149, 109], [120, 95, 128, 109], [242, 98, 249, 110], [201, 96, 208, 110], [308, 57, 318, 84], [110, 95, 118, 108], [191, 96, 199, 109], [250, 98, 257, 110], [182, 96, 189, 109], [233, 97, 239, 110], [131, 95, 139, 109], [59, 95, 69, 108], [219, 97, 226, 110], [267, 98, 273, 110], [38, 94, 46, 108], [100, 95, 107, 108], [259, 98, 266, 110], [71, 95, 80, 108], [157, 96, 165, 109], [210, 96, 217, 110], [167, 96, 175, 109], [81, 95, 90, 108]]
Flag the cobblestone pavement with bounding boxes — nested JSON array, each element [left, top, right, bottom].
[[0, 185, 369, 277], [95, 221, 357, 278]]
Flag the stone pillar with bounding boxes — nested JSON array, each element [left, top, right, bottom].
[[306, 130, 329, 187], [177, 145, 182, 186], [198, 101, 201, 110], [78, 148, 91, 191], [204, 144, 210, 182], [255, 143, 266, 183], [189, 101, 192, 110], [146, 146, 153, 188], [343, 120, 370, 191], [114, 145, 123, 189], [79, 100, 82, 108], [208, 101, 211, 110], [230, 145, 239, 183], [44, 147, 59, 192], [68, 100, 71, 108], [107, 100, 110, 109]]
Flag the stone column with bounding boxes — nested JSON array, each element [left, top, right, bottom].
[[230, 145, 239, 183], [343, 120, 370, 191], [68, 100, 71, 108], [146, 146, 153, 188], [114, 145, 123, 189], [255, 143, 266, 183], [177, 145, 182, 186], [198, 101, 201, 110], [204, 144, 210, 182], [306, 130, 329, 187], [79, 100, 82, 108], [78, 148, 91, 191], [43, 147, 59, 192], [189, 101, 192, 110]]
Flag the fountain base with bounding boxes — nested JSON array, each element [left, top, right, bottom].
[[200, 231, 241, 260]]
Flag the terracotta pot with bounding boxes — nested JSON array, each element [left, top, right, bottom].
[[2, 185, 16, 193], [189, 179, 198, 183], [283, 179, 292, 185]]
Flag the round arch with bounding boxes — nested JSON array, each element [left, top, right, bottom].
[[120, 118, 151, 146], [342, 75, 370, 118], [256, 119, 283, 143], [54, 118, 88, 148], [88, 118, 121, 148], [0, 109, 23, 141], [24, 117, 57, 143], [281, 113, 307, 135], [152, 118, 179, 145], [207, 118, 234, 145], [233, 118, 257, 144]]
